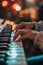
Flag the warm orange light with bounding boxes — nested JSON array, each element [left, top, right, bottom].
[[11, 0, 15, 1], [19, 10, 24, 18], [7, 20, 11, 25], [10, 21, 14, 25], [29, 7, 39, 20], [2, 1, 8, 7], [13, 4, 19, 9], [25, 9, 29, 14], [12, 24, 17, 31], [10, 21, 16, 31], [0, 24, 3, 28], [26, 0, 35, 3]]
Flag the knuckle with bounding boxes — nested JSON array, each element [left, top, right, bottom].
[[18, 29, 20, 33]]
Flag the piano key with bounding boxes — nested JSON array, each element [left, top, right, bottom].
[[0, 37, 10, 43], [0, 55, 5, 58], [6, 60, 27, 65], [0, 43, 8, 45], [7, 52, 24, 56], [0, 46, 7, 47], [0, 33, 10, 37], [2, 25, 12, 33], [0, 43, 8, 46], [2, 29, 11, 33], [0, 58, 5, 62], [0, 51, 6, 53], [0, 46, 8, 51], [0, 54, 5, 57]]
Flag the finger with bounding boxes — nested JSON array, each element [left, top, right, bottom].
[[24, 24, 33, 29], [15, 34, 29, 42], [13, 29, 29, 41], [19, 32, 37, 41], [14, 30, 37, 42], [15, 22, 26, 31]]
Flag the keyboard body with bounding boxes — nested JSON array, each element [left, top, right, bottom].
[[0, 21, 27, 65]]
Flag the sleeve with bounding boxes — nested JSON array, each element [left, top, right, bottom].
[[34, 31, 43, 52], [34, 21, 43, 31]]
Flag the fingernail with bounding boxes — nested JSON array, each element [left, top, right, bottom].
[[15, 38, 19, 41], [14, 30, 16, 33], [15, 35, 20, 41]]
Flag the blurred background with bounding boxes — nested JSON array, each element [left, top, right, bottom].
[[0, 0, 43, 23]]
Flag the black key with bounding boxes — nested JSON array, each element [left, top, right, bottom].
[[0, 54, 5, 58], [0, 46, 8, 51], [0, 37, 10, 43], [2, 29, 11, 33], [0, 33, 10, 37], [0, 51, 6, 54], [4, 25, 12, 30], [2, 25, 12, 33], [0, 43, 8, 46]]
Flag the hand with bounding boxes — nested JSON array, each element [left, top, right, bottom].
[[13, 29, 37, 42], [15, 22, 34, 32]]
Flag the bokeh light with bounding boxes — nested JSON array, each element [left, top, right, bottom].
[[7, 20, 11, 25], [15, 5, 21, 11], [7, 49, 17, 58], [2, 1, 8, 7], [12, 3, 22, 11], [11, 0, 15, 1], [26, 0, 36, 3], [0, 24, 3, 28]]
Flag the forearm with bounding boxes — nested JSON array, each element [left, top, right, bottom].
[[28, 30, 43, 52], [34, 31, 43, 52]]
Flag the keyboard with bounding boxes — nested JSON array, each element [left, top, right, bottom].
[[0, 21, 27, 65]]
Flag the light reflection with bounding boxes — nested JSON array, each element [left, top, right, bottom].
[[27, 55, 43, 61], [0, 58, 4, 61], [7, 48, 17, 58], [10, 52, 17, 58], [7, 60, 17, 64], [12, 3, 21, 11], [2, 54, 5, 57], [15, 5, 21, 11], [6, 48, 17, 65], [6, 60, 17, 65]]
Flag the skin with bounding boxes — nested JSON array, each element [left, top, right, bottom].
[[13, 22, 39, 42]]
